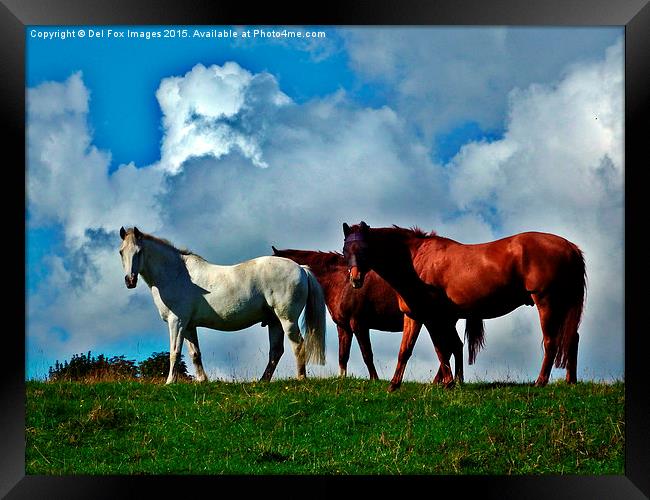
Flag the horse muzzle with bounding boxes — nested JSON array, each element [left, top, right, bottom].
[[125, 274, 138, 289], [349, 267, 364, 289]]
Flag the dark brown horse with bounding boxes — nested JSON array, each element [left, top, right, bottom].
[[342, 222, 586, 392], [271, 246, 464, 382]]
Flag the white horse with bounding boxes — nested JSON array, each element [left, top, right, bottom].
[[118, 227, 327, 383]]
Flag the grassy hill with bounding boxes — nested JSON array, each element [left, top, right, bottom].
[[26, 378, 624, 475]]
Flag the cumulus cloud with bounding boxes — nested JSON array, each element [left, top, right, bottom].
[[156, 62, 290, 172], [27, 72, 166, 248], [26, 37, 624, 383], [343, 27, 622, 141], [144, 64, 454, 261], [450, 40, 623, 220]]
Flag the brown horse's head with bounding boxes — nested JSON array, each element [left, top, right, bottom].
[[342, 221, 370, 288]]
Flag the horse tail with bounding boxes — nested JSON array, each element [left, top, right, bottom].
[[300, 265, 327, 365], [554, 245, 587, 369], [465, 316, 485, 365]]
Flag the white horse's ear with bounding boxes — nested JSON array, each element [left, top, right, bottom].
[[120, 227, 126, 240], [133, 227, 143, 239], [343, 223, 351, 237]]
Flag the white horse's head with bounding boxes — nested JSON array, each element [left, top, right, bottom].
[[119, 226, 144, 289]]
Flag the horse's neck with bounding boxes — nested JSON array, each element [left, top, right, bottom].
[[314, 266, 348, 304], [300, 259, 347, 302], [369, 232, 430, 302], [139, 240, 187, 288]]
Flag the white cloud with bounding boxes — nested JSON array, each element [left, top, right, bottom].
[[157, 94, 452, 266], [155, 62, 290, 173], [27, 71, 89, 118], [27, 72, 166, 248], [29, 244, 159, 336], [343, 27, 622, 140], [448, 39, 623, 240]]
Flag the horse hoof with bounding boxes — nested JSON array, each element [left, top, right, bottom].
[[387, 383, 400, 393]]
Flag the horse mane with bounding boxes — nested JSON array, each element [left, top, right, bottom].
[[389, 225, 437, 239], [126, 228, 199, 258], [274, 248, 345, 268], [303, 250, 345, 267]]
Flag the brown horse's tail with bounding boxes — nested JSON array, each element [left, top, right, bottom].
[[465, 316, 485, 365], [554, 245, 587, 369]]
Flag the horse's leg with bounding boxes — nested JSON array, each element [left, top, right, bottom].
[[450, 327, 464, 383], [281, 318, 307, 380], [454, 333, 464, 383], [354, 326, 379, 381], [428, 324, 443, 384], [260, 318, 285, 382], [432, 365, 444, 384], [337, 325, 353, 378], [533, 297, 560, 387], [166, 315, 184, 384], [388, 316, 423, 392], [184, 327, 208, 382], [430, 326, 463, 385], [425, 320, 455, 387], [566, 332, 579, 384]]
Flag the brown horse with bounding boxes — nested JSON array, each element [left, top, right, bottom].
[[342, 222, 586, 392], [271, 246, 465, 382]]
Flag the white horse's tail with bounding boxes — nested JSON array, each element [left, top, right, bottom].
[[300, 265, 327, 365]]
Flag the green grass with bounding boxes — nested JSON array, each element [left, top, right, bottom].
[[26, 378, 624, 475]]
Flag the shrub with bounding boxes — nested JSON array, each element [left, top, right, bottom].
[[48, 351, 139, 381], [47, 351, 192, 382], [103, 355, 140, 380], [138, 351, 192, 381]]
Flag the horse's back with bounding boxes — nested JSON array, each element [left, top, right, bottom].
[[238, 255, 309, 304], [435, 231, 580, 271], [242, 255, 305, 284], [416, 231, 582, 315], [467, 231, 583, 295], [509, 231, 580, 256], [189, 255, 308, 330]]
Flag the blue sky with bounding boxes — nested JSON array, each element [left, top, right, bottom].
[[26, 26, 623, 382]]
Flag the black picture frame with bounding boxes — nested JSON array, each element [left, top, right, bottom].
[[4, 0, 648, 498]]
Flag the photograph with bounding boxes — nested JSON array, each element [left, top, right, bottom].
[[4, 0, 649, 497]]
